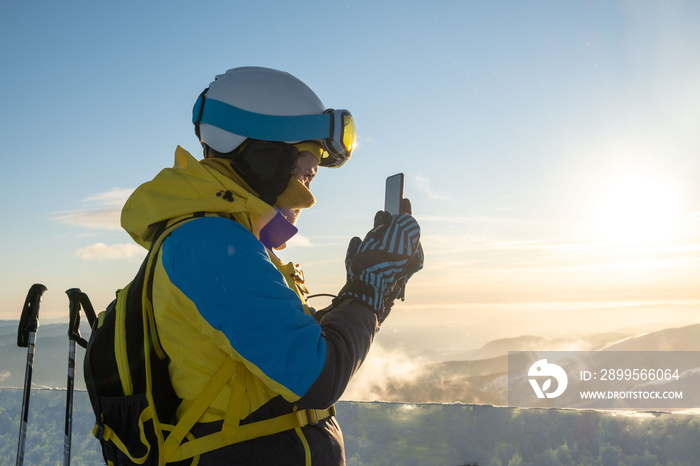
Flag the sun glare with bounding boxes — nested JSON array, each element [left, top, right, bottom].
[[592, 173, 678, 245]]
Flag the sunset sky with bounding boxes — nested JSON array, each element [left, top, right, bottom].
[[1, 1, 699, 338]]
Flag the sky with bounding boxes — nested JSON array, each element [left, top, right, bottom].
[[1, 1, 699, 342]]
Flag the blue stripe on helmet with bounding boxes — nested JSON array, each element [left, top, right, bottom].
[[196, 97, 331, 142]]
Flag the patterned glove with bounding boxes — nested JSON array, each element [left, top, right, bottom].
[[337, 211, 423, 323]]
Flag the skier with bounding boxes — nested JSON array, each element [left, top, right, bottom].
[[120, 66, 423, 464]]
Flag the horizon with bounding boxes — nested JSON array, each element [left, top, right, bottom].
[[4, 306, 700, 409]]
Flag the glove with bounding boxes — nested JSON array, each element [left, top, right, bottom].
[[337, 210, 424, 323]]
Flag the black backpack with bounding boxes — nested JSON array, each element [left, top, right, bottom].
[[84, 219, 192, 465]]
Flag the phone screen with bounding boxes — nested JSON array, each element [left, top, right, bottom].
[[385, 173, 404, 215]]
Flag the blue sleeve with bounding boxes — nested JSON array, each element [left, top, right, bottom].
[[160, 216, 326, 398]]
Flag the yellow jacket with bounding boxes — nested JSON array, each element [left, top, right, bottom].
[[121, 146, 378, 465]]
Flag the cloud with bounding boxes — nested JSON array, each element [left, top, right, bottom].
[[356, 135, 375, 147], [54, 187, 133, 230], [83, 188, 134, 206], [489, 240, 596, 252], [342, 343, 429, 401], [286, 234, 313, 248], [76, 242, 146, 261], [419, 214, 524, 227], [414, 174, 447, 200], [55, 210, 122, 230]]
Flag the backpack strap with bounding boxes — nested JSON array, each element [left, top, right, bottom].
[[161, 358, 237, 461], [138, 214, 204, 466], [166, 404, 336, 463], [162, 352, 334, 462], [97, 407, 155, 465], [144, 213, 206, 361]]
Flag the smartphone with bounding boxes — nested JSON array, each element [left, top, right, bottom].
[[384, 173, 405, 215]]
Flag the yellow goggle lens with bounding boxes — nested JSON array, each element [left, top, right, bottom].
[[342, 114, 356, 155]]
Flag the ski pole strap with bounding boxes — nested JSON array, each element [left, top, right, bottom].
[[17, 284, 47, 347], [78, 291, 97, 327], [66, 288, 96, 348], [65, 288, 97, 347], [66, 288, 85, 347]]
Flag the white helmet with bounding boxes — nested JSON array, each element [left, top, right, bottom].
[[193, 66, 355, 167]]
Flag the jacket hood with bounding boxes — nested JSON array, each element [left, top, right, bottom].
[[121, 146, 296, 249]]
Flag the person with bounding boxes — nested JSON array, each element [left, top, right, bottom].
[[120, 66, 423, 465]]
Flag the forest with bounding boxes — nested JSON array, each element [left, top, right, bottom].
[[1, 389, 699, 465]]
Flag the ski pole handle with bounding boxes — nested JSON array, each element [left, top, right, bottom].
[[17, 284, 47, 348]]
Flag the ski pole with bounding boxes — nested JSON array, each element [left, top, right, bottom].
[[64, 288, 96, 466], [16, 283, 47, 466]]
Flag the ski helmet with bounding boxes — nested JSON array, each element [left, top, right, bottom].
[[193, 67, 355, 167]]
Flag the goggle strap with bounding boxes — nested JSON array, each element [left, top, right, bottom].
[[192, 88, 209, 139]]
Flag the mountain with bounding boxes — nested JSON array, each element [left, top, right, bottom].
[[3, 315, 700, 407], [353, 323, 700, 405], [361, 354, 510, 405], [1, 320, 92, 390], [602, 323, 700, 351]]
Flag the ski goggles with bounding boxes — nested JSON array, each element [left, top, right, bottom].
[[193, 96, 356, 167]]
